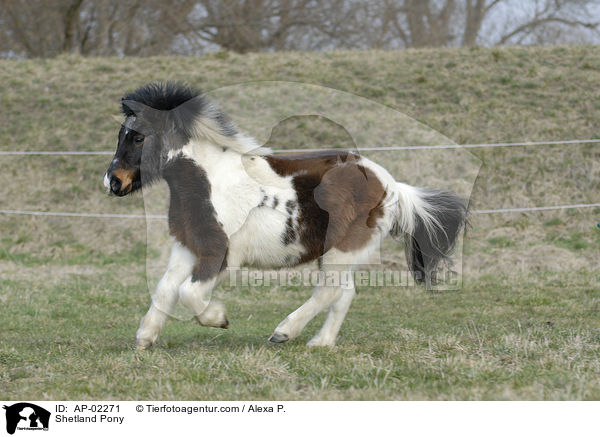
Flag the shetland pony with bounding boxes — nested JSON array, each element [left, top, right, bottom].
[[103, 82, 467, 349]]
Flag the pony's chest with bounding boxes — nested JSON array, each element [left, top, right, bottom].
[[209, 181, 263, 236], [206, 158, 295, 238]]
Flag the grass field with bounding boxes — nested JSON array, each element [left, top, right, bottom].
[[1, 46, 599, 400]]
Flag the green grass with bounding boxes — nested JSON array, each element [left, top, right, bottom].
[[1, 46, 600, 400], [1, 269, 598, 400]]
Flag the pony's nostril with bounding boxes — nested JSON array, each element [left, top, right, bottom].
[[110, 176, 122, 193]]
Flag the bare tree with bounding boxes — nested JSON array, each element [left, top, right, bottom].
[[365, 0, 598, 48], [0, 0, 598, 58], [462, 0, 502, 45], [360, 0, 480, 48], [176, 0, 363, 53], [0, 0, 196, 57], [0, 0, 82, 57], [493, 0, 600, 46]]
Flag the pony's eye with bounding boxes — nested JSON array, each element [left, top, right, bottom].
[[133, 136, 145, 145]]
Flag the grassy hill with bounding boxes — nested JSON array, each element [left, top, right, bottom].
[[0, 46, 599, 400]]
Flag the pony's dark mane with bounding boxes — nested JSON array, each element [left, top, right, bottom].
[[120, 82, 239, 139], [121, 82, 201, 115]]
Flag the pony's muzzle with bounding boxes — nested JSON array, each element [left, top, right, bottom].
[[104, 169, 133, 196]]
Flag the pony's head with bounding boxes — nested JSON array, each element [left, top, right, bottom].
[[104, 81, 270, 196], [103, 82, 208, 196]]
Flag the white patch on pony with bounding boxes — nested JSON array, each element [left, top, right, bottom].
[[241, 154, 292, 190], [103, 172, 110, 189], [178, 275, 216, 316], [354, 153, 445, 237], [228, 207, 304, 268], [175, 139, 303, 269], [166, 149, 182, 162], [178, 140, 262, 235], [352, 156, 398, 232]]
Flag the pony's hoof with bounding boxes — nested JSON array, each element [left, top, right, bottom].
[[134, 339, 153, 350], [307, 337, 335, 347], [195, 315, 230, 329], [268, 332, 289, 343], [196, 300, 229, 328]]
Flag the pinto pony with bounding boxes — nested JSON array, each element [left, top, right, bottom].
[[104, 82, 467, 348]]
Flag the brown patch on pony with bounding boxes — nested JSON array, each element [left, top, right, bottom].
[[162, 157, 229, 282], [266, 150, 360, 178], [112, 168, 136, 193], [266, 150, 386, 262]]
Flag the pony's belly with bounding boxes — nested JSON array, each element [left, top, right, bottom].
[[228, 208, 304, 269]]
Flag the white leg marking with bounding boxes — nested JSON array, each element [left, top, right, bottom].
[[178, 276, 216, 315], [196, 299, 229, 328], [307, 275, 356, 347], [135, 242, 196, 350], [271, 280, 343, 343], [178, 273, 228, 328], [271, 244, 377, 346]]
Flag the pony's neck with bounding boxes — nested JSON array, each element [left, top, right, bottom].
[[166, 138, 282, 197], [167, 140, 261, 197], [175, 139, 243, 173]]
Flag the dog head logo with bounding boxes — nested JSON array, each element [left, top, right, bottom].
[[3, 403, 50, 434]]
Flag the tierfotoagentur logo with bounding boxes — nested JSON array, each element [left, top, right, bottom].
[[2, 403, 50, 435], [224, 266, 460, 289]]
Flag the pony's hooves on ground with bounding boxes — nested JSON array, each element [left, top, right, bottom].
[[195, 301, 229, 328], [195, 315, 230, 329], [134, 340, 153, 350], [306, 339, 335, 347], [268, 332, 289, 343]]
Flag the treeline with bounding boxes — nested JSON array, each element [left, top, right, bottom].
[[1, 0, 598, 58]]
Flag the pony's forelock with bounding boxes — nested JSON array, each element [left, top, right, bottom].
[[120, 81, 270, 155], [121, 82, 201, 116]]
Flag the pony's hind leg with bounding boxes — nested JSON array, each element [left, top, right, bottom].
[[269, 278, 343, 344], [135, 241, 196, 350], [306, 273, 356, 347], [269, 250, 358, 345]]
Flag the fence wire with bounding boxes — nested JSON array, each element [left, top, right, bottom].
[[1, 138, 598, 218]]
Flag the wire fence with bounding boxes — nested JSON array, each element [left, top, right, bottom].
[[1, 138, 599, 155], [1, 138, 598, 219], [1, 203, 599, 221]]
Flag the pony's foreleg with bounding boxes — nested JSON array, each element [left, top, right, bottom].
[[306, 274, 355, 347], [178, 271, 229, 329], [135, 242, 196, 350]]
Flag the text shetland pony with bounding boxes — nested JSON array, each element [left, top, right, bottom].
[[104, 82, 467, 349]]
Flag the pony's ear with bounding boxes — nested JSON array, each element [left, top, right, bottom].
[[121, 99, 147, 117], [121, 100, 168, 134]]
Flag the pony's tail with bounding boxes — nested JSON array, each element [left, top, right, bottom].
[[391, 182, 468, 288]]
